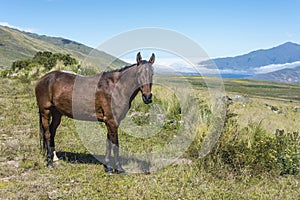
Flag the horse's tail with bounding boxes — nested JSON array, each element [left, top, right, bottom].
[[39, 111, 46, 153]]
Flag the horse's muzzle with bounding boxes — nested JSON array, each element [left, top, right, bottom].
[[142, 93, 152, 104]]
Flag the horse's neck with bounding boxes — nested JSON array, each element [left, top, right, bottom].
[[111, 66, 139, 123], [117, 66, 139, 102]]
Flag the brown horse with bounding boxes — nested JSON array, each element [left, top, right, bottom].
[[35, 52, 155, 174]]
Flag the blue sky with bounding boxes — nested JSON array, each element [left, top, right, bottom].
[[1, 0, 300, 58]]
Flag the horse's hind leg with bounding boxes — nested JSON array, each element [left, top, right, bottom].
[[40, 109, 54, 168], [50, 109, 62, 162]]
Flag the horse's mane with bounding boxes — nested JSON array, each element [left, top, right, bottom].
[[108, 60, 150, 73], [108, 63, 136, 73]]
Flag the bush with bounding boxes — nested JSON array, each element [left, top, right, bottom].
[[2, 51, 80, 81], [77, 65, 102, 76], [275, 129, 300, 175], [11, 59, 31, 71], [193, 102, 300, 176]]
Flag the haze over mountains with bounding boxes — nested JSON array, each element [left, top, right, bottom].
[[0, 24, 299, 83]]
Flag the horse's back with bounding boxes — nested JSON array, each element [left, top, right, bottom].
[[35, 70, 103, 119], [35, 71, 76, 111]]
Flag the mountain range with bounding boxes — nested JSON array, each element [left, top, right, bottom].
[[0, 24, 299, 83], [210, 42, 300, 71], [200, 42, 300, 83]]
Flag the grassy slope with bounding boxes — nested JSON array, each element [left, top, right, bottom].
[[188, 77, 300, 101], [0, 26, 126, 69], [0, 77, 299, 199], [188, 77, 300, 133], [0, 26, 71, 67]]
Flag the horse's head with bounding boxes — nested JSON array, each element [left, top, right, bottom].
[[136, 52, 155, 104]]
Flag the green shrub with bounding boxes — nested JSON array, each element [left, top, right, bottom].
[[195, 102, 300, 176], [77, 65, 102, 76], [5, 51, 80, 81], [275, 129, 300, 175], [11, 59, 31, 71]]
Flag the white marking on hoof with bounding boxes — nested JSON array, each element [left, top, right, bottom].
[[53, 151, 59, 162]]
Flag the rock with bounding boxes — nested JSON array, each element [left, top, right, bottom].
[[232, 95, 250, 102], [293, 107, 300, 112], [264, 103, 282, 114]]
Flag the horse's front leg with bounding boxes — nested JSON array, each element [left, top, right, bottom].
[[104, 120, 125, 174], [111, 134, 125, 174], [104, 138, 113, 174]]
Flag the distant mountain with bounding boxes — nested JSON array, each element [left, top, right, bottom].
[[201, 42, 300, 75], [251, 65, 300, 83], [0, 25, 125, 69]]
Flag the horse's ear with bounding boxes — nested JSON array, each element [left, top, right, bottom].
[[136, 52, 142, 65], [149, 53, 155, 64]]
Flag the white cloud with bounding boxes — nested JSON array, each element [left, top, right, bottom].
[[285, 31, 294, 38], [0, 22, 36, 32], [125, 56, 300, 75], [147, 57, 236, 75], [254, 61, 300, 74], [155, 57, 250, 75]]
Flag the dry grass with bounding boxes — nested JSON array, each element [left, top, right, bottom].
[[0, 77, 299, 199]]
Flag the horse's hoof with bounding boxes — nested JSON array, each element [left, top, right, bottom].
[[144, 170, 151, 175], [46, 163, 54, 168], [104, 165, 114, 174], [115, 167, 126, 174]]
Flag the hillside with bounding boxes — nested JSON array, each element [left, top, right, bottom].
[[25, 32, 94, 56], [251, 65, 300, 83], [0, 25, 125, 69]]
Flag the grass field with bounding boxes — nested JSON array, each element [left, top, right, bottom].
[[0, 76, 299, 199]]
